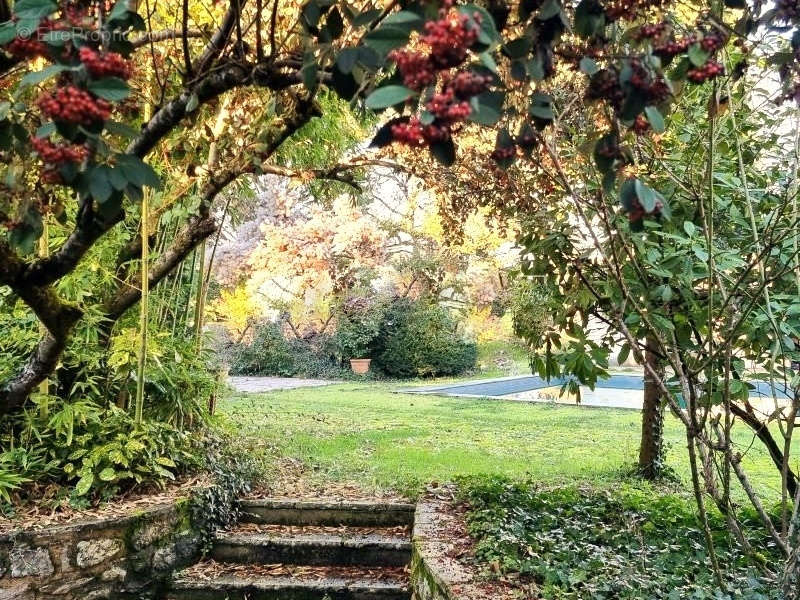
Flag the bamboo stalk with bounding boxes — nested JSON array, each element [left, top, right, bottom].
[[134, 79, 154, 424]]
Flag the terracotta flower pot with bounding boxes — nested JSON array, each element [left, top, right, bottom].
[[350, 358, 371, 375]]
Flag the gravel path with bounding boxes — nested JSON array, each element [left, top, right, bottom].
[[228, 376, 339, 393]]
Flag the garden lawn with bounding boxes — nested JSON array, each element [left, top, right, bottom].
[[220, 382, 794, 501]]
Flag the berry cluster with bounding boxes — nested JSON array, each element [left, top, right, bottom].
[[421, 11, 480, 69], [603, 0, 668, 22], [653, 37, 691, 61], [629, 61, 670, 103], [687, 60, 723, 83], [389, 51, 436, 91], [79, 47, 132, 79], [636, 22, 667, 41], [587, 68, 625, 110], [631, 114, 650, 134], [449, 70, 491, 98], [775, 0, 800, 22], [427, 89, 471, 122], [627, 196, 663, 223], [391, 67, 488, 146], [30, 136, 88, 164], [699, 32, 725, 53], [490, 145, 516, 162], [37, 86, 112, 125], [4, 19, 57, 59]]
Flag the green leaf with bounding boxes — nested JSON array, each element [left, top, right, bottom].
[[0, 22, 16, 45], [75, 472, 94, 496], [617, 343, 631, 365], [688, 43, 709, 67], [116, 154, 161, 189], [364, 85, 414, 109], [683, 221, 696, 237], [350, 8, 382, 27], [36, 122, 56, 138], [381, 10, 424, 32], [480, 51, 499, 74], [574, 0, 606, 38], [13, 0, 57, 21], [537, 0, 562, 20], [634, 179, 657, 212], [89, 166, 113, 203], [579, 57, 598, 76], [505, 37, 530, 59], [364, 26, 410, 56], [302, 52, 318, 90], [104, 120, 138, 138], [458, 4, 500, 46], [185, 92, 199, 113], [98, 467, 116, 482], [644, 106, 665, 133], [469, 91, 504, 126], [529, 93, 554, 121], [336, 48, 360, 74], [430, 138, 456, 166], [19, 64, 70, 89], [87, 77, 130, 102]]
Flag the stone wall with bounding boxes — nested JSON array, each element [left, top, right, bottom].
[[411, 500, 515, 600], [0, 499, 201, 600]]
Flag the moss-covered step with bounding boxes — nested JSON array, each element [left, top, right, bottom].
[[239, 499, 416, 528], [210, 531, 412, 567], [167, 571, 411, 600]]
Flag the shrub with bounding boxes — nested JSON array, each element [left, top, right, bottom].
[[373, 298, 476, 377], [229, 321, 298, 376], [332, 295, 386, 360], [509, 277, 554, 347], [0, 399, 207, 508]]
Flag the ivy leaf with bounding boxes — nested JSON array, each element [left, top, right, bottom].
[[429, 138, 456, 166], [88, 77, 130, 102], [644, 106, 665, 133], [469, 91, 504, 126], [365, 85, 414, 109]]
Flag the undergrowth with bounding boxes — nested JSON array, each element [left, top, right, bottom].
[[458, 477, 781, 599]]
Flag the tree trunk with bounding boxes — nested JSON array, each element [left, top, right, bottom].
[[639, 336, 665, 479]]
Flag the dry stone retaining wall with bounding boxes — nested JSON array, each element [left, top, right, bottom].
[[0, 500, 201, 600]]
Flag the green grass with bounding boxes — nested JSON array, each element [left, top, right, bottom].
[[220, 382, 794, 501]]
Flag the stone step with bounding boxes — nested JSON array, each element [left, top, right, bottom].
[[169, 571, 411, 600], [239, 499, 416, 528], [210, 531, 412, 567]]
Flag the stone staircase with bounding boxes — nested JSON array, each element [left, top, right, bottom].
[[166, 499, 417, 600]]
